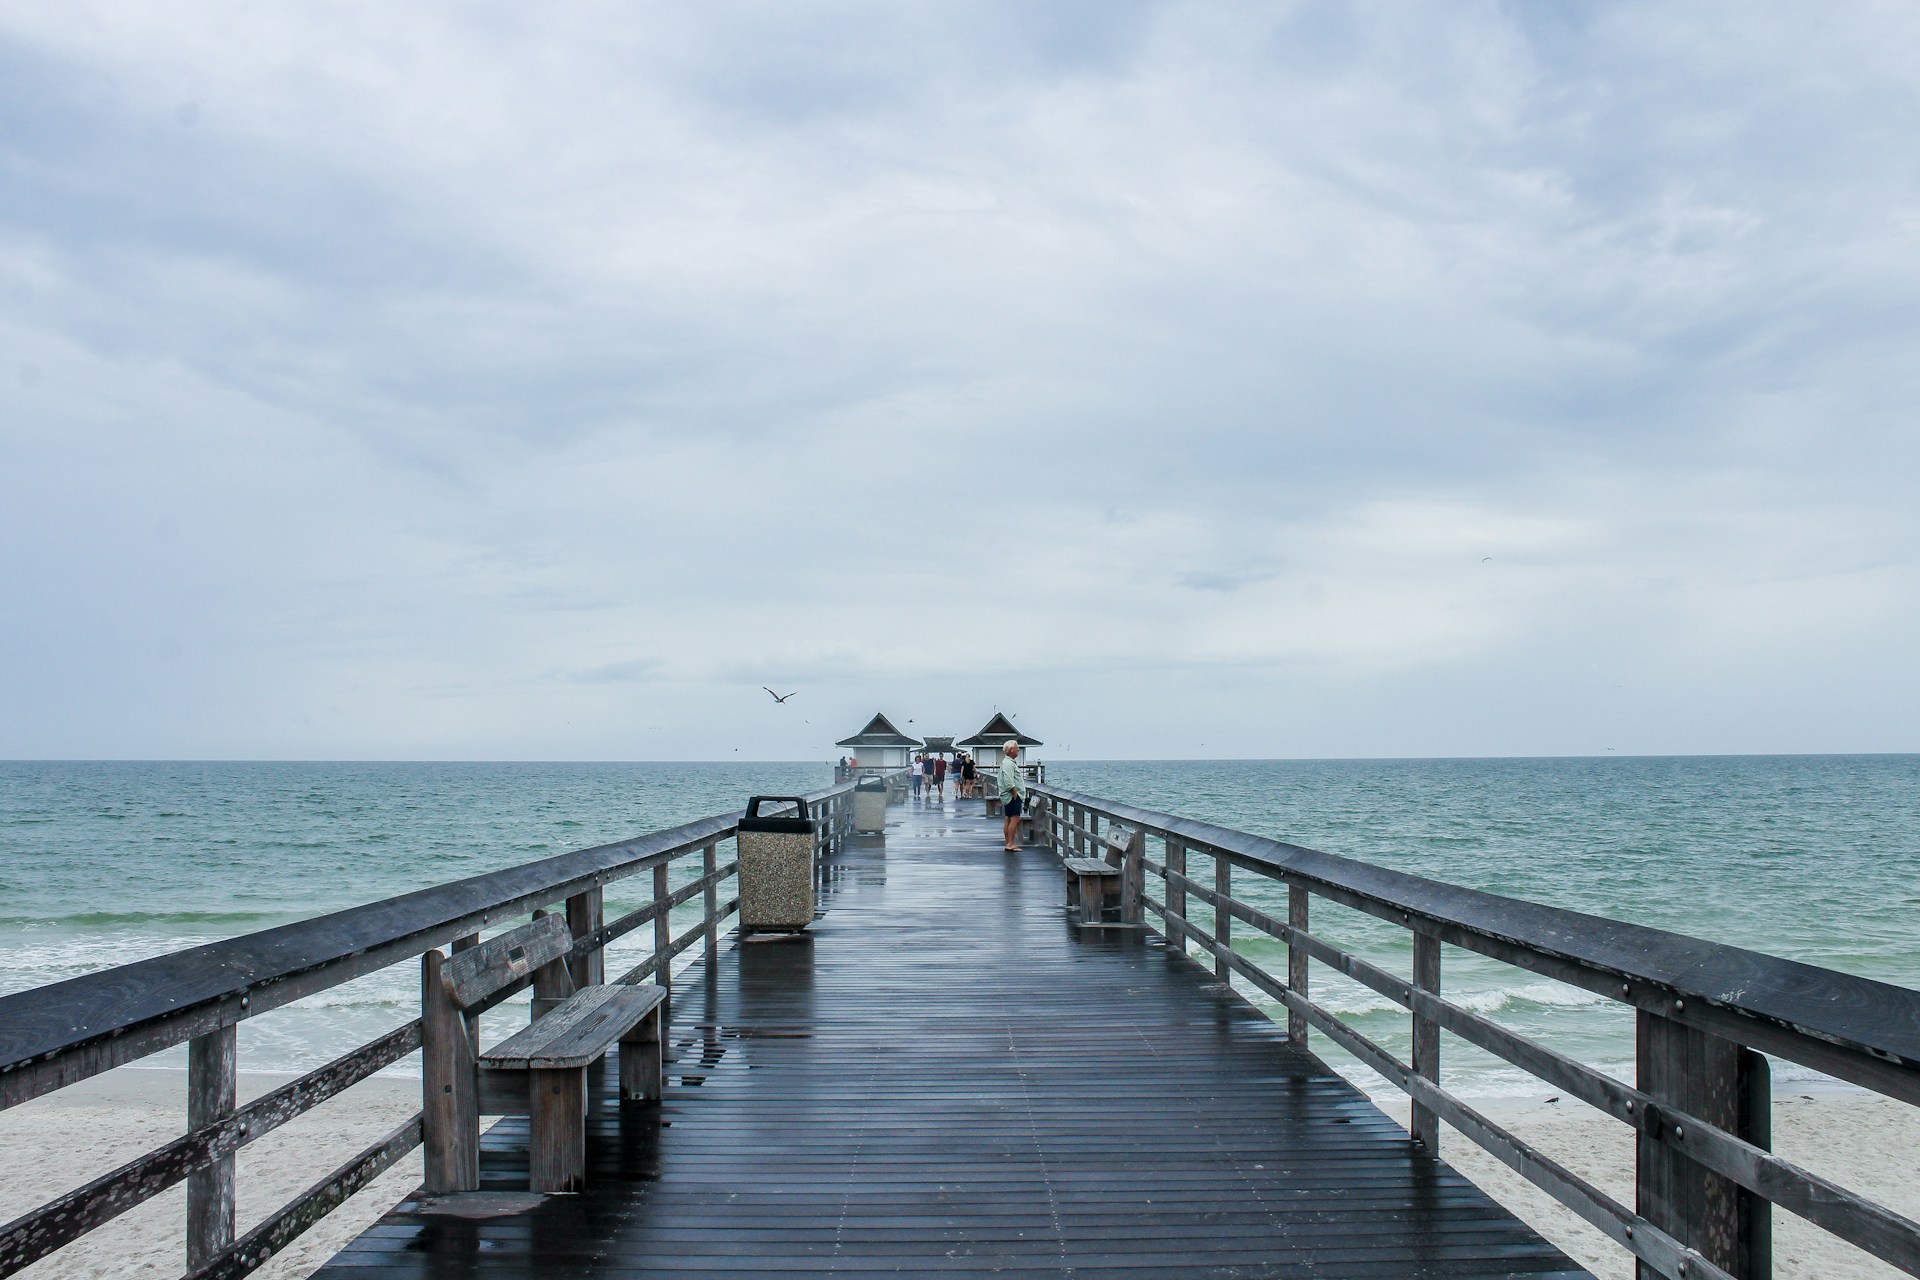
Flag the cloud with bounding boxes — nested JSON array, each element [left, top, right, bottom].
[[569, 658, 665, 685], [1, 1, 1917, 758]]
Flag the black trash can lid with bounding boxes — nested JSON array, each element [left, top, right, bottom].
[[739, 795, 814, 833]]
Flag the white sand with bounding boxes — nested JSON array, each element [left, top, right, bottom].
[[0, 1068, 424, 1280], [1378, 1090, 1920, 1280], [3, 1070, 1916, 1278]]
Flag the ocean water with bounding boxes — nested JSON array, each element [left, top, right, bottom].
[[2, 757, 1916, 1099], [1047, 755, 1920, 1097], [0, 761, 827, 1074]]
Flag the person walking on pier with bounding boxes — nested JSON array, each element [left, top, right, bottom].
[[932, 754, 948, 801], [999, 743, 1026, 851], [911, 755, 924, 799], [960, 752, 976, 797]]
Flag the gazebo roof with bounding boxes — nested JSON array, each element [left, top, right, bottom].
[[835, 712, 923, 749], [956, 713, 1042, 748], [919, 736, 956, 754]]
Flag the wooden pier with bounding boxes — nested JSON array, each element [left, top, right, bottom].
[[313, 797, 1584, 1279], [5, 770, 1920, 1280]]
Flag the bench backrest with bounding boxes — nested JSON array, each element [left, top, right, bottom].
[[440, 912, 575, 1010]]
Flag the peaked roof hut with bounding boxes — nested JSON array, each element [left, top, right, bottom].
[[958, 712, 1041, 749], [957, 713, 1042, 767], [919, 736, 956, 756], [835, 713, 922, 769]]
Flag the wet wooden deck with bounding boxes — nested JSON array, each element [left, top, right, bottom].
[[314, 794, 1588, 1279]]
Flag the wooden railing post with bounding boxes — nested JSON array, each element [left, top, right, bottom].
[[654, 862, 672, 1017], [420, 949, 479, 1193], [1411, 931, 1441, 1152], [1636, 1012, 1772, 1280], [186, 1024, 236, 1268], [1213, 856, 1231, 983], [566, 886, 604, 990], [530, 908, 577, 1020], [1288, 884, 1309, 1047], [1165, 838, 1187, 955], [1120, 829, 1144, 926], [703, 840, 720, 966]]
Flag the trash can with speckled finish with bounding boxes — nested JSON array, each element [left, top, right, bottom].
[[738, 796, 817, 932], [853, 776, 888, 834]]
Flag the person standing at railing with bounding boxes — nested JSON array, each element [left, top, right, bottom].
[[999, 743, 1026, 851]]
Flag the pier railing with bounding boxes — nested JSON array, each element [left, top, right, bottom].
[[1034, 783, 1920, 1280], [0, 779, 855, 1280]]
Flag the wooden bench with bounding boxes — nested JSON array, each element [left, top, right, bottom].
[[421, 913, 666, 1194], [1062, 857, 1124, 926], [1061, 823, 1145, 929]]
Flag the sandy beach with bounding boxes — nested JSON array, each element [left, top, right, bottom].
[[3, 1069, 1916, 1279], [1380, 1089, 1920, 1280], [0, 1068, 424, 1280]]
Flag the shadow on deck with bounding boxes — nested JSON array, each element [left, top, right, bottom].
[[314, 795, 1588, 1279]]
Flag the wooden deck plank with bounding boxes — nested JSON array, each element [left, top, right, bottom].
[[312, 798, 1589, 1280]]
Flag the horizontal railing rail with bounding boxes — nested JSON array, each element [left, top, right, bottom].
[[1033, 782, 1920, 1280], [0, 777, 855, 1280]]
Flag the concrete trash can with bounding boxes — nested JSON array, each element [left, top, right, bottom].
[[738, 796, 817, 931], [853, 776, 888, 834]]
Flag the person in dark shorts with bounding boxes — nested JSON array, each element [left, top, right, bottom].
[[998, 742, 1026, 851], [932, 754, 947, 800]]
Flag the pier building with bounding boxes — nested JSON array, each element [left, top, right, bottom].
[[833, 711, 920, 771]]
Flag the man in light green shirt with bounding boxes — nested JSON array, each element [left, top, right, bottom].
[[999, 742, 1026, 852]]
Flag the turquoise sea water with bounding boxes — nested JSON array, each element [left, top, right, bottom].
[[1049, 755, 1920, 1096], [2, 756, 1916, 1097]]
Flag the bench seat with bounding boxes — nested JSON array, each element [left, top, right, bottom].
[[1062, 857, 1124, 926], [423, 913, 668, 1196], [482, 983, 664, 1071]]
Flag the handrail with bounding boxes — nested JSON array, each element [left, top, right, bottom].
[[0, 812, 737, 1109], [1032, 782, 1920, 1280], [1036, 784, 1920, 1094], [0, 775, 856, 1280]]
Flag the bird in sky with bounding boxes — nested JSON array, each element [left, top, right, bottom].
[[762, 687, 797, 703], [1481, 556, 1493, 563]]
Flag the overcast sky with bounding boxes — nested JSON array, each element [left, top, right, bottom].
[[3, 2, 1918, 761]]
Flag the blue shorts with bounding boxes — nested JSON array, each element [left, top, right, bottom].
[[1003, 795, 1022, 817]]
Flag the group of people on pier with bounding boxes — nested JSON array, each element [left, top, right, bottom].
[[907, 745, 1029, 852], [909, 750, 980, 800]]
